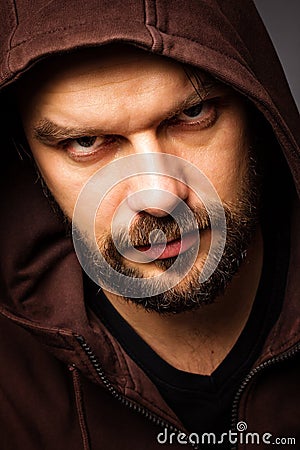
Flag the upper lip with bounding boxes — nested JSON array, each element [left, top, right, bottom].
[[134, 230, 198, 249]]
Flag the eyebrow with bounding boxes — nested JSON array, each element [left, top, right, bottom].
[[33, 85, 219, 146], [33, 121, 105, 146]]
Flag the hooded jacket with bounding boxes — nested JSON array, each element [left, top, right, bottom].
[[0, 1, 299, 449]]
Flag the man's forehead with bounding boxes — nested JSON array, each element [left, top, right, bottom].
[[18, 44, 212, 97]]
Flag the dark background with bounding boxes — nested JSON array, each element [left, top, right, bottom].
[[254, 0, 300, 110]]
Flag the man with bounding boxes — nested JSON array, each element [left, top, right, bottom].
[[0, 1, 299, 449]]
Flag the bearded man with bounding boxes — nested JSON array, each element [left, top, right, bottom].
[[0, 1, 299, 449]]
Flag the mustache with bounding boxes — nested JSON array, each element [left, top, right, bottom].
[[102, 202, 224, 252]]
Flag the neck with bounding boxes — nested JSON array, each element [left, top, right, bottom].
[[104, 228, 263, 375]]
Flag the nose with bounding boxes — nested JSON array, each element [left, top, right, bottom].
[[126, 133, 189, 216]]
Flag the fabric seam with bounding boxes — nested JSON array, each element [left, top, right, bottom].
[[71, 367, 91, 450], [144, 0, 164, 52], [5, 0, 18, 76], [9, 20, 138, 50]]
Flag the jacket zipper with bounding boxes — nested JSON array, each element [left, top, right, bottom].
[[76, 334, 300, 450], [75, 334, 199, 449], [230, 342, 300, 450]]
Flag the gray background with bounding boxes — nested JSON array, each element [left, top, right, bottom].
[[254, 0, 300, 110]]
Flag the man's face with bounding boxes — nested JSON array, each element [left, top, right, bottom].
[[19, 47, 259, 312]]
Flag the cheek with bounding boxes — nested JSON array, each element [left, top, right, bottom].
[[180, 119, 250, 200], [30, 146, 87, 218], [95, 188, 125, 234]]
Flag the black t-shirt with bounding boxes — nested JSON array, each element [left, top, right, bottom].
[[87, 217, 289, 442]]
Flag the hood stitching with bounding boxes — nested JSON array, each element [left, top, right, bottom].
[[8, 22, 251, 70], [5, 0, 18, 76], [9, 21, 89, 50], [268, 330, 300, 357], [70, 365, 92, 450], [144, 0, 163, 52]]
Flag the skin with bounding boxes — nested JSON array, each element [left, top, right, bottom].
[[18, 46, 263, 375]]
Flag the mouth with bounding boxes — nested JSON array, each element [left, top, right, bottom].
[[134, 230, 199, 260]]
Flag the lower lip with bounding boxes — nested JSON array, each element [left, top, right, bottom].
[[135, 231, 199, 260]]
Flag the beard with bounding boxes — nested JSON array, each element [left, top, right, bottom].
[[72, 154, 261, 314]]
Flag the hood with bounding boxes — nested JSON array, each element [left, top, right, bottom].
[[0, 0, 299, 369]]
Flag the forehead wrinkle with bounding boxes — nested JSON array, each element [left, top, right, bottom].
[[27, 58, 221, 142], [32, 88, 206, 144], [33, 72, 188, 127], [46, 72, 167, 95], [33, 75, 194, 128]]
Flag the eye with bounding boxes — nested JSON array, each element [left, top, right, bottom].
[[71, 136, 100, 153], [173, 100, 217, 128], [181, 103, 204, 118], [62, 134, 114, 160], [76, 136, 97, 147], [59, 134, 116, 161]]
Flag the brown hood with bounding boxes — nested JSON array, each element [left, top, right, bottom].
[[0, 0, 299, 380]]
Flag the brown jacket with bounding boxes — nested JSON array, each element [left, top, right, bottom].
[[0, 1, 299, 449]]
